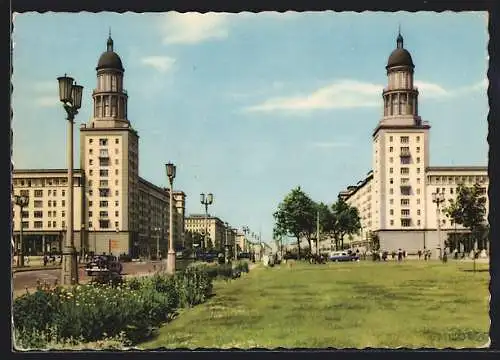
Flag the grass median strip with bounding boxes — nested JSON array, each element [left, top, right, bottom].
[[140, 261, 489, 349]]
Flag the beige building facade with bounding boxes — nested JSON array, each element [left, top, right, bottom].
[[185, 215, 237, 251], [337, 33, 488, 254], [12, 35, 186, 258]]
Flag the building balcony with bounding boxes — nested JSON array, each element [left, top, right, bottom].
[[92, 89, 128, 95], [400, 149, 411, 157], [400, 214, 411, 219]]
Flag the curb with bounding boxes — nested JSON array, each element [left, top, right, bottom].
[[13, 264, 87, 274]]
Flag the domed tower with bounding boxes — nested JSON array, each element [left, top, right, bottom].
[[80, 33, 140, 257], [382, 32, 420, 120], [91, 33, 129, 128], [371, 32, 431, 249]]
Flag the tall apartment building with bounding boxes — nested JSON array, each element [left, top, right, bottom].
[[12, 35, 186, 257], [337, 33, 488, 253]]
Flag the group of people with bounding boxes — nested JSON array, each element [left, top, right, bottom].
[[417, 249, 433, 261]]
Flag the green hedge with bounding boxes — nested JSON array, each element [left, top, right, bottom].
[[13, 267, 212, 349]]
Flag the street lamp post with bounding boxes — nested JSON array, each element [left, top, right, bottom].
[[58, 74, 83, 285], [224, 222, 230, 263], [13, 194, 29, 267], [200, 193, 214, 251], [432, 191, 446, 261], [80, 223, 86, 263], [166, 162, 177, 274]]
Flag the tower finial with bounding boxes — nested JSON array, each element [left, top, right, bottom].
[[396, 25, 404, 49], [106, 28, 114, 52]]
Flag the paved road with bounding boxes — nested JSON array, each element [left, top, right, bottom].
[[12, 261, 171, 292]]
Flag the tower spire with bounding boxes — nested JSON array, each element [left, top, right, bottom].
[[107, 28, 114, 52], [396, 25, 404, 49]]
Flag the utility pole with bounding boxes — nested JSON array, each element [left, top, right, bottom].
[[316, 210, 320, 255]]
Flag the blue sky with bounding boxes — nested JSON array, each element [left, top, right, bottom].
[[12, 11, 488, 244]]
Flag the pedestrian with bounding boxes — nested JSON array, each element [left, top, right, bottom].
[[391, 250, 396, 260], [418, 249, 422, 260], [403, 250, 407, 259], [43, 255, 48, 266], [397, 249, 403, 262]]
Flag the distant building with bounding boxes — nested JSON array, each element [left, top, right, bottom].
[[337, 33, 488, 254], [12, 35, 186, 257], [184, 214, 237, 251]]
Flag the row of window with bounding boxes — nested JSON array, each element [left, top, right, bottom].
[[18, 221, 66, 229], [428, 176, 487, 185], [389, 197, 422, 205], [389, 135, 420, 143], [388, 188, 421, 195], [389, 218, 450, 227], [88, 158, 120, 166], [88, 189, 119, 197], [89, 138, 120, 145], [388, 167, 422, 175], [389, 209, 420, 216], [88, 220, 119, 229], [389, 156, 421, 164], [389, 146, 421, 153], [88, 210, 119, 217], [88, 179, 118, 187], [14, 178, 70, 187], [88, 169, 120, 177]]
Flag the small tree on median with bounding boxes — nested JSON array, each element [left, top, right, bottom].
[[444, 183, 487, 252], [273, 186, 316, 259]]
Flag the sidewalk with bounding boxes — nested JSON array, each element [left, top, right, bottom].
[[13, 263, 87, 273]]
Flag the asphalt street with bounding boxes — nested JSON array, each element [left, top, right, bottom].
[[12, 261, 166, 292]]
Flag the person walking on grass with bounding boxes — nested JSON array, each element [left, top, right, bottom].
[[397, 248, 403, 262], [418, 249, 422, 260]]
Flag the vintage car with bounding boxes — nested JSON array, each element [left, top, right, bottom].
[[329, 251, 360, 262], [85, 255, 123, 276]]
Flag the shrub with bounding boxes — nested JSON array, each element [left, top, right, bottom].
[[174, 266, 212, 307], [233, 260, 250, 273], [13, 263, 224, 349]]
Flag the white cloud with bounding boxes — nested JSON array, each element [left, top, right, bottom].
[[414, 81, 448, 97], [141, 56, 176, 73], [160, 12, 228, 45], [244, 78, 487, 114], [244, 79, 382, 113], [415, 79, 487, 98]]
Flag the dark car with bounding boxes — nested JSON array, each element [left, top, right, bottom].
[[329, 251, 360, 262], [237, 252, 251, 260], [197, 251, 219, 262], [86, 255, 123, 276]]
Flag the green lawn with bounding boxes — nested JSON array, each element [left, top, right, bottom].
[[140, 260, 490, 349]]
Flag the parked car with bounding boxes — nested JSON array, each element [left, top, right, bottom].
[[196, 251, 219, 262], [86, 255, 123, 276], [329, 251, 359, 262], [237, 252, 251, 260]]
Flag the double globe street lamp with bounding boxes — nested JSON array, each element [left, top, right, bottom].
[[166, 162, 177, 274], [57, 74, 83, 285], [13, 194, 29, 267], [200, 193, 214, 251], [432, 191, 446, 261]]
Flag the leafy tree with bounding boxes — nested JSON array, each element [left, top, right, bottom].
[[273, 186, 316, 258], [330, 197, 362, 250], [445, 183, 487, 250], [316, 202, 334, 251], [369, 232, 380, 252]]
